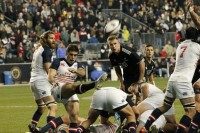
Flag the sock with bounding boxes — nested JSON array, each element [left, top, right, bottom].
[[77, 125, 86, 133], [144, 108, 162, 130], [47, 116, 55, 123], [175, 115, 191, 133], [69, 123, 77, 133], [41, 116, 64, 132], [59, 130, 67, 133], [31, 109, 42, 126], [188, 111, 200, 133], [127, 122, 136, 133], [75, 83, 95, 94]]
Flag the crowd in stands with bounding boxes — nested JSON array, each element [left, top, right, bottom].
[[0, 0, 193, 64]]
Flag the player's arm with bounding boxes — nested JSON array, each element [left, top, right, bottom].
[[141, 84, 149, 100], [48, 68, 57, 85], [76, 67, 85, 77], [149, 73, 155, 85], [189, 4, 200, 29], [48, 59, 60, 85], [68, 63, 85, 77], [43, 62, 51, 73], [138, 60, 145, 83], [42, 48, 52, 73], [114, 66, 124, 90]]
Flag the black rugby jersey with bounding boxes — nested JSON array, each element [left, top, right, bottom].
[[144, 57, 156, 82], [192, 64, 200, 84], [109, 45, 143, 84], [42, 45, 52, 63]]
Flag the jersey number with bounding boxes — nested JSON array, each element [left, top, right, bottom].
[[180, 46, 187, 58]]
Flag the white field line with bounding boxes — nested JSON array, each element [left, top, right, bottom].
[[0, 105, 36, 108], [0, 96, 92, 108]]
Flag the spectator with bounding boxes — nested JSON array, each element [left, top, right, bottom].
[[0, 52, 5, 64], [70, 28, 80, 43], [60, 27, 70, 46], [155, 57, 168, 77], [6, 53, 16, 63], [163, 40, 175, 57], [57, 42, 66, 58], [53, 27, 61, 42], [89, 33, 98, 43], [122, 25, 130, 42], [100, 43, 109, 59], [78, 27, 88, 49], [17, 42, 25, 59]]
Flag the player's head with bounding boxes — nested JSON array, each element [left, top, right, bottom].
[[185, 27, 199, 42], [40, 31, 56, 49], [107, 34, 121, 53], [66, 44, 79, 64], [145, 44, 154, 58], [128, 82, 146, 96]]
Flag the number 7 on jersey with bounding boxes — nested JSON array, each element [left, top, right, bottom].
[[180, 46, 187, 58]]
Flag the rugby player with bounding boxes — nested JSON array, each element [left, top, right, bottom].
[[29, 44, 107, 133], [141, 27, 200, 133], [28, 31, 58, 131]]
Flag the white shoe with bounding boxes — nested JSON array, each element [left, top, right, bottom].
[[95, 72, 108, 89]]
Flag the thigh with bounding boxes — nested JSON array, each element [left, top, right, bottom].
[[175, 82, 195, 99], [65, 101, 79, 114], [61, 84, 76, 99], [30, 79, 52, 100], [137, 102, 155, 115]]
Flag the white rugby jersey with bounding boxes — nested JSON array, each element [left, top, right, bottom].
[[50, 58, 84, 84], [30, 45, 52, 82], [169, 40, 200, 82], [146, 83, 163, 97]]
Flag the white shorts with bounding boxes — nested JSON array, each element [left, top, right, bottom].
[[51, 83, 79, 104], [138, 93, 164, 109], [90, 87, 128, 112], [166, 81, 195, 99], [30, 79, 52, 100], [140, 110, 167, 129]]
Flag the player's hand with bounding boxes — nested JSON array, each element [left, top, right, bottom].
[[68, 68, 77, 73], [52, 82, 59, 88], [120, 83, 125, 91], [137, 80, 144, 83], [186, 0, 192, 11]]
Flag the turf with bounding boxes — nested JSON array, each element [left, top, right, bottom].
[[0, 78, 184, 133]]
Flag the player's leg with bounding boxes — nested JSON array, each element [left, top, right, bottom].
[[60, 73, 107, 99], [65, 100, 80, 133], [29, 82, 46, 129], [176, 97, 196, 133], [77, 108, 100, 133], [188, 79, 200, 132], [117, 104, 137, 133], [143, 96, 175, 131]]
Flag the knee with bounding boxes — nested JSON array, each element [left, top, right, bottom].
[[69, 111, 79, 122], [38, 106, 46, 114], [47, 104, 58, 113]]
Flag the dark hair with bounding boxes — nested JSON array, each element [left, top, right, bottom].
[[185, 27, 199, 41], [67, 44, 79, 53], [145, 44, 154, 49]]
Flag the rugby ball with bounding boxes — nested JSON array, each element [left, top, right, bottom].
[[104, 19, 121, 35]]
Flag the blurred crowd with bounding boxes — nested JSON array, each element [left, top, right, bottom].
[[0, 0, 194, 64]]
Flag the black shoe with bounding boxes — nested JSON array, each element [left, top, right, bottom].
[[28, 124, 41, 133]]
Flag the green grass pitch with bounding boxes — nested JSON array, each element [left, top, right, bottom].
[[0, 78, 184, 133]]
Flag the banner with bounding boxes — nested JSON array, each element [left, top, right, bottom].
[[0, 63, 31, 84]]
